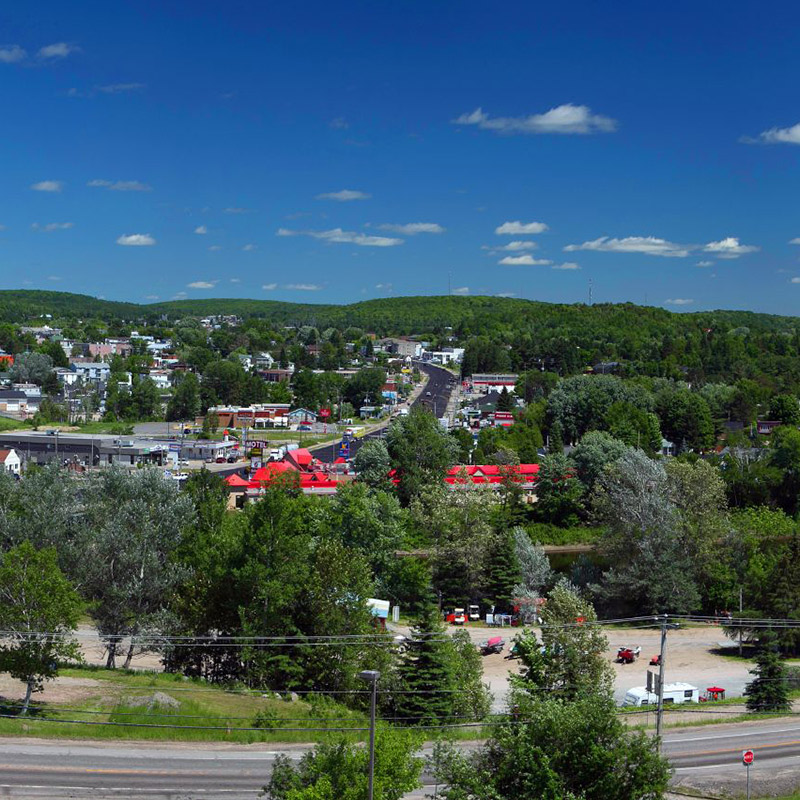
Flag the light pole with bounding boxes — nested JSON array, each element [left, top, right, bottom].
[[358, 669, 380, 800]]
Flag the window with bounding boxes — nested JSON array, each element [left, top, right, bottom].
[[663, 698, 674, 704], [684, 690, 694, 698]]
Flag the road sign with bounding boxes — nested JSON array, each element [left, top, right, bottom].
[[338, 441, 350, 459], [742, 749, 754, 765], [646, 670, 656, 693], [319, 407, 331, 418]]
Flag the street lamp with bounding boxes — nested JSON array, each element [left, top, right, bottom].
[[358, 669, 380, 800]]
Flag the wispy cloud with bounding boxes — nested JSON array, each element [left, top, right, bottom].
[[696, 260, 714, 267], [702, 237, 759, 259], [96, 82, 145, 94], [665, 298, 694, 306], [315, 189, 371, 201], [0, 45, 26, 64], [498, 240, 538, 251], [31, 180, 63, 193], [565, 236, 691, 258], [242, 244, 257, 252], [791, 278, 800, 284], [172, 291, 188, 300], [499, 255, 552, 266], [209, 245, 222, 251], [496, 221, 548, 235], [329, 117, 349, 130], [144, 294, 159, 300], [452, 286, 470, 295], [375, 283, 393, 290], [46, 275, 62, 282], [376, 223, 445, 235], [453, 103, 617, 135], [743, 122, 800, 146], [230, 278, 241, 283], [552, 262, 581, 270], [194, 225, 207, 235], [88, 179, 151, 191], [31, 222, 73, 232], [262, 283, 277, 291], [277, 227, 403, 247], [37, 42, 80, 60], [187, 280, 217, 289], [224, 207, 252, 214], [286, 283, 322, 291], [790, 238, 800, 245], [117, 233, 156, 246], [496, 292, 516, 298]]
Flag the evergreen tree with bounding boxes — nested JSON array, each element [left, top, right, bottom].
[[746, 643, 790, 712], [167, 372, 201, 421], [483, 529, 521, 611], [496, 386, 514, 412]]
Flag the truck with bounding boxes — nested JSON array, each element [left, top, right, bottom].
[[622, 682, 700, 707]]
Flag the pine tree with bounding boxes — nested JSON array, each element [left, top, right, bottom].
[[483, 529, 521, 611], [496, 386, 514, 412], [393, 602, 455, 724], [746, 644, 790, 712]]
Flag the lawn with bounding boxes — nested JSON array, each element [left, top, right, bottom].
[[0, 667, 369, 744], [0, 417, 25, 432]]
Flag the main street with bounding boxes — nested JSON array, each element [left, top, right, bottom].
[[2, 719, 800, 798]]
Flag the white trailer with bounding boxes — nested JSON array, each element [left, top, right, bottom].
[[622, 682, 699, 707]]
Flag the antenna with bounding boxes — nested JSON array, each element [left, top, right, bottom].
[[588, 278, 593, 305], [448, 272, 452, 296]]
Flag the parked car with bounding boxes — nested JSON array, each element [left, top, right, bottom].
[[227, 455, 238, 463], [297, 424, 312, 431], [215, 456, 226, 463]]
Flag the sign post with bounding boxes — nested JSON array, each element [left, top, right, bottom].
[[742, 749, 754, 800]]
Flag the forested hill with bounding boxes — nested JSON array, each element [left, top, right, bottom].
[[1, 290, 799, 340]]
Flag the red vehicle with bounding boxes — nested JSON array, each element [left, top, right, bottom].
[[615, 646, 641, 664], [649, 654, 662, 666], [480, 636, 505, 656]]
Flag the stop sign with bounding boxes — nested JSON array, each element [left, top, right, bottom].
[[742, 750, 754, 765]]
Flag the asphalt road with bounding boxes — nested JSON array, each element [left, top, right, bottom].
[[2, 720, 799, 798], [312, 362, 457, 464]]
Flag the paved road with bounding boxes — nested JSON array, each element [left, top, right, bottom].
[[312, 362, 457, 464], [2, 720, 799, 798]]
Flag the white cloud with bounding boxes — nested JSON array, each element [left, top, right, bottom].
[[375, 283, 393, 290], [0, 45, 26, 63], [187, 281, 217, 289], [224, 207, 252, 214], [31, 180, 63, 193], [791, 278, 800, 284], [499, 255, 552, 266], [564, 236, 691, 258], [552, 262, 581, 270], [789, 238, 800, 245], [499, 240, 538, 251], [376, 222, 445, 235], [703, 237, 759, 259], [665, 298, 694, 305], [696, 260, 714, 267], [47, 275, 62, 281], [37, 42, 80, 60], [95, 82, 145, 94], [495, 221, 548, 235], [496, 292, 516, 298], [194, 225, 207, 235], [0, 224, 6, 231], [277, 227, 403, 247], [144, 294, 159, 300], [452, 286, 470, 295], [286, 283, 322, 291], [31, 222, 73, 232], [315, 189, 371, 201], [230, 278, 241, 283], [746, 123, 800, 146], [242, 243, 257, 251], [453, 103, 617, 135], [87, 179, 151, 191], [262, 283, 277, 291], [172, 291, 188, 299], [209, 245, 222, 251], [329, 117, 349, 129], [117, 233, 156, 246]]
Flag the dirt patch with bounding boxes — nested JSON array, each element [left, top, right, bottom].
[[0, 674, 105, 706]]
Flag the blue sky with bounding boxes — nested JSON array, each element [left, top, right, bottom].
[[2, 1, 800, 313]]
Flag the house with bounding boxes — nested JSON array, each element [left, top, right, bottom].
[[756, 420, 783, 436], [54, 367, 80, 386], [470, 374, 518, 392], [238, 354, 254, 371], [70, 362, 112, 383], [255, 352, 275, 370], [0, 390, 29, 413], [148, 370, 171, 390], [0, 448, 21, 474], [379, 338, 420, 358]]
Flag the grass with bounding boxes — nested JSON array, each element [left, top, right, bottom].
[[0, 666, 369, 744], [0, 416, 25, 432]]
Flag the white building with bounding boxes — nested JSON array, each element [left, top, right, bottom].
[[0, 448, 21, 474]]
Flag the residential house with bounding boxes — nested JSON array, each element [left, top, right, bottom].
[[70, 362, 112, 384], [0, 448, 21, 474], [288, 408, 317, 425], [0, 390, 29, 414]]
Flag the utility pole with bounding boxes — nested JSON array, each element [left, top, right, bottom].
[[655, 614, 679, 748], [358, 670, 380, 800], [739, 587, 744, 657]]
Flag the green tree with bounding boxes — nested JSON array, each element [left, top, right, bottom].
[[569, 431, 629, 493], [769, 394, 800, 426], [167, 372, 201, 421], [769, 427, 800, 515], [38, 339, 69, 368], [656, 388, 714, 451], [353, 439, 392, 489], [496, 386, 514, 412], [746, 643, 790, 712], [264, 730, 422, 800], [9, 351, 54, 385], [533, 453, 584, 526], [0, 542, 83, 713], [432, 694, 669, 800], [483, 529, 521, 610], [386, 407, 459, 505], [130, 376, 161, 419]]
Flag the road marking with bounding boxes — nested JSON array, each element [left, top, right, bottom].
[[674, 754, 800, 772], [670, 739, 800, 759], [667, 725, 800, 744], [0, 786, 248, 794]]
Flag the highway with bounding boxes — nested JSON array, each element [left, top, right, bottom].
[[312, 362, 457, 464], [2, 719, 800, 798]]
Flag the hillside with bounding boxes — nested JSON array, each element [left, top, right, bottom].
[[0, 290, 798, 341]]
